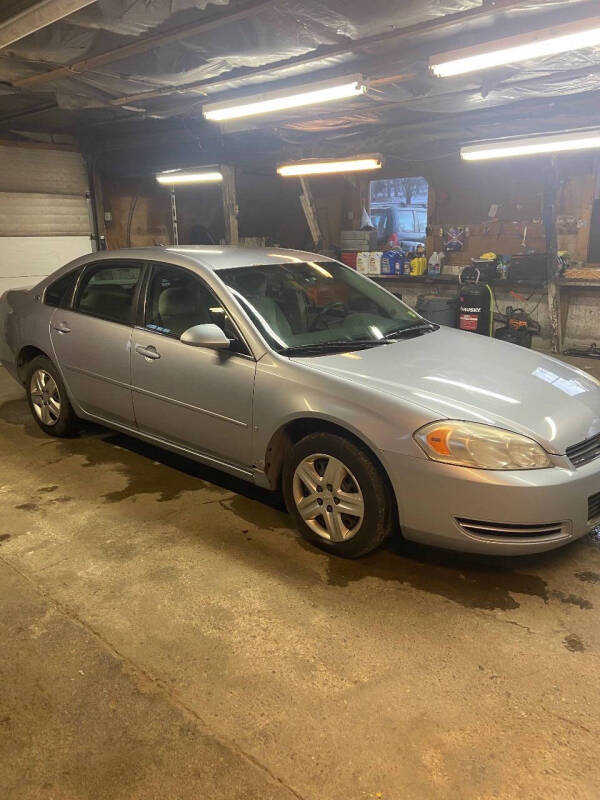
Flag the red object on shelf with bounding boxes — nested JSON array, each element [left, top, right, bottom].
[[341, 251, 358, 269]]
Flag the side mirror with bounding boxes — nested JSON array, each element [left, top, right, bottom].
[[180, 323, 230, 350]]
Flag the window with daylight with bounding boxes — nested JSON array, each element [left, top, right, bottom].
[[369, 177, 429, 249]]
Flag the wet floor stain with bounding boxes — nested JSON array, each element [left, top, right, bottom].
[[49, 496, 73, 505], [563, 634, 585, 653], [219, 493, 286, 531], [15, 502, 39, 512], [1, 397, 283, 514], [575, 570, 600, 585], [15, 496, 72, 513], [323, 539, 596, 613], [326, 550, 547, 611], [0, 397, 208, 503], [50, 427, 285, 512], [550, 591, 593, 610], [53, 432, 213, 504], [2, 397, 598, 617], [0, 398, 45, 437]]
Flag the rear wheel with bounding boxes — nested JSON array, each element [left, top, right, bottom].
[[282, 432, 392, 557], [25, 356, 78, 437]]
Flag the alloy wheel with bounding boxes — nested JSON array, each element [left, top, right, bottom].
[[292, 453, 365, 542], [30, 369, 61, 426]]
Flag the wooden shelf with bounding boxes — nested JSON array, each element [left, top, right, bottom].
[[369, 275, 547, 289], [560, 279, 600, 288], [368, 274, 457, 283]]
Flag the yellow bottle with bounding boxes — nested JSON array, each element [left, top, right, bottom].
[[410, 256, 427, 276]]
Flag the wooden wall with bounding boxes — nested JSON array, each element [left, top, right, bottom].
[[378, 153, 598, 266], [102, 177, 171, 249], [99, 154, 598, 264], [101, 171, 313, 250]]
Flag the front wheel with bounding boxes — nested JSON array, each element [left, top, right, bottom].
[[282, 432, 393, 558], [25, 356, 78, 437]]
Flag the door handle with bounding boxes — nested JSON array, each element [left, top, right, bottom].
[[52, 321, 71, 334], [135, 344, 161, 360]]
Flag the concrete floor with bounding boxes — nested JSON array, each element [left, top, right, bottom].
[[1, 355, 599, 800]]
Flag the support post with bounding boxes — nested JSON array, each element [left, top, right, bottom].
[[544, 159, 562, 353], [88, 162, 106, 251], [299, 177, 322, 248], [170, 187, 179, 246], [221, 165, 239, 245]]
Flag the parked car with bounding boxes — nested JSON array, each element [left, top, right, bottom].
[[1, 246, 599, 558], [370, 203, 427, 247]]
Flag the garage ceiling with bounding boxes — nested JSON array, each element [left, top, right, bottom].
[[1, 0, 600, 169]]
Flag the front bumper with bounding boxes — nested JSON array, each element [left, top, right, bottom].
[[380, 450, 600, 555]]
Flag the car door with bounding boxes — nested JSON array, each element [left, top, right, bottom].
[[130, 263, 256, 468], [50, 260, 144, 426]]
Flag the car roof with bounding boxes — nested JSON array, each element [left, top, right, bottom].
[[88, 246, 334, 271]]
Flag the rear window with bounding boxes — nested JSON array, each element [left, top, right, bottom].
[[44, 268, 81, 308], [76, 264, 143, 325]]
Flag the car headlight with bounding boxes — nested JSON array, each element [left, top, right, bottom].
[[414, 420, 553, 470]]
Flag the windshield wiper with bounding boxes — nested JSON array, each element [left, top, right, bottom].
[[279, 339, 392, 356], [385, 322, 438, 338]]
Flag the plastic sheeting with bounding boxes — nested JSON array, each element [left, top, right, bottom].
[[2, 0, 480, 108], [0, 0, 599, 150]]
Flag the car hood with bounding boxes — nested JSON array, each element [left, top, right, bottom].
[[294, 327, 600, 454]]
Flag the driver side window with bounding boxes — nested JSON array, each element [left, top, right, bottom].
[[145, 264, 248, 353]]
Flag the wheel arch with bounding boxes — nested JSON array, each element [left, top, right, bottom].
[[266, 416, 401, 542], [265, 417, 397, 508], [16, 345, 52, 383]]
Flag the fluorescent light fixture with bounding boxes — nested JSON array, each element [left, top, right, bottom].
[[461, 129, 600, 161], [430, 17, 600, 77], [203, 75, 366, 121], [156, 168, 223, 185], [277, 155, 382, 177]]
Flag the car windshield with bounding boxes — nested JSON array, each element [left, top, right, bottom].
[[217, 260, 427, 353]]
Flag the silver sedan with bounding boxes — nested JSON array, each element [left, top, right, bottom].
[[1, 246, 599, 557]]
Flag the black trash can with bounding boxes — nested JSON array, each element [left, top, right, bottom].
[[415, 295, 459, 327]]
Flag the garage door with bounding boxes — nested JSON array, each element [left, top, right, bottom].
[[0, 143, 93, 294]]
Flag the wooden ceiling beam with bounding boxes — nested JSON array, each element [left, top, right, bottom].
[[12, 0, 277, 89], [0, 0, 95, 49]]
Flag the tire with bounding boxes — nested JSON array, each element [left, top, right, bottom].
[[282, 432, 393, 558], [25, 355, 78, 437]]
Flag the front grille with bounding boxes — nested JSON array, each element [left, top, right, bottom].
[[588, 491, 600, 521], [566, 432, 600, 468], [456, 518, 566, 540]]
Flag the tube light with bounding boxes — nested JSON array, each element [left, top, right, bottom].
[[277, 156, 382, 177], [430, 17, 600, 77], [156, 169, 223, 185], [461, 129, 600, 161], [203, 75, 366, 122]]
